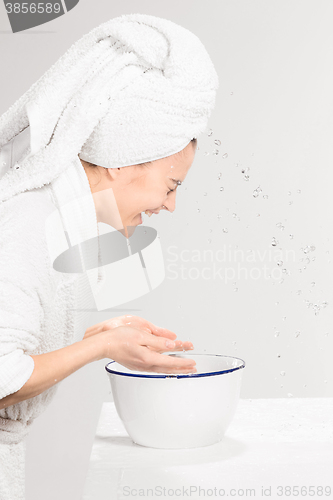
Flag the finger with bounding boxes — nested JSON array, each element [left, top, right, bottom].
[[134, 328, 178, 351], [141, 349, 197, 373], [120, 316, 178, 341], [145, 322, 177, 340], [148, 340, 194, 353]]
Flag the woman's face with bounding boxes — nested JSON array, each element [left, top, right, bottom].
[[82, 141, 196, 234]]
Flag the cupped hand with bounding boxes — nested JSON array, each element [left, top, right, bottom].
[[101, 325, 197, 374], [84, 315, 194, 353]]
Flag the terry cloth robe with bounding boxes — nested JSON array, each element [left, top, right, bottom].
[[0, 155, 104, 500]]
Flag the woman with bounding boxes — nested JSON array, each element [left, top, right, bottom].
[[0, 13, 218, 499]]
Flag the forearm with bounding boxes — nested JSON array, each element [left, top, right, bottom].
[[0, 334, 106, 410]]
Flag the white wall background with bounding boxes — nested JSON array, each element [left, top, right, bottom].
[[0, 1, 332, 498]]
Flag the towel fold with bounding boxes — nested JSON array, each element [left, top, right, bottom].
[[0, 13, 218, 203]]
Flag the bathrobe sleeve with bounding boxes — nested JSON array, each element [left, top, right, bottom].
[[0, 191, 49, 400]]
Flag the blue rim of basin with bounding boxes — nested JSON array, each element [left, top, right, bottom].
[[105, 353, 246, 379]]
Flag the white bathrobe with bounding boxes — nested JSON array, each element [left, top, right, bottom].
[[0, 155, 103, 499]]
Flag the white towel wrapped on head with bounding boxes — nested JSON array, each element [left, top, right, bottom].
[[0, 13, 218, 203]]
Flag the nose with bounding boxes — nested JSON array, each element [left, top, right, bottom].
[[163, 191, 176, 213]]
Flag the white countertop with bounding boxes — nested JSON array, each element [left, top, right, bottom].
[[83, 399, 333, 499]]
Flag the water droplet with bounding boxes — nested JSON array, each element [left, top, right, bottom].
[[232, 213, 237, 218], [289, 201, 293, 205], [289, 234, 294, 239], [241, 167, 250, 173], [263, 194, 269, 199], [208, 238, 212, 244], [311, 282, 315, 287], [233, 287, 238, 292], [256, 213, 261, 217], [274, 332, 280, 337], [217, 214, 222, 220], [280, 371, 286, 376], [223, 228, 228, 233], [204, 152, 209, 156], [203, 192, 207, 196], [220, 187, 224, 192], [15, 166, 19, 169], [277, 354, 281, 358], [295, 331, 300, 338], [272, 237, 278, 247], [277, 260, 283, 266], [253, 190, 260, 198], [303, 246, 311, 254], [310, 246, 316, 252], [275, 302, 279, 306], [322, 301, 328, 308], [214, 140, 221, 146], [207, 129, 213, 137], [230, 92, 233, 95], [244, 175, 250, 181], [222, 153, 228, 159], [213, 149, 219, 155], [288, 191, 292, 196], [217, 173, 222, 180], [197, 208, 200, 213], [297, 189, 301, 194], [287, 393, 293, 398]]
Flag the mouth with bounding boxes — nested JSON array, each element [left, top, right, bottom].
[[144, 209, 160, 217]]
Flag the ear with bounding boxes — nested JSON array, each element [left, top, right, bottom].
[[105, 166, 122, 180]]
